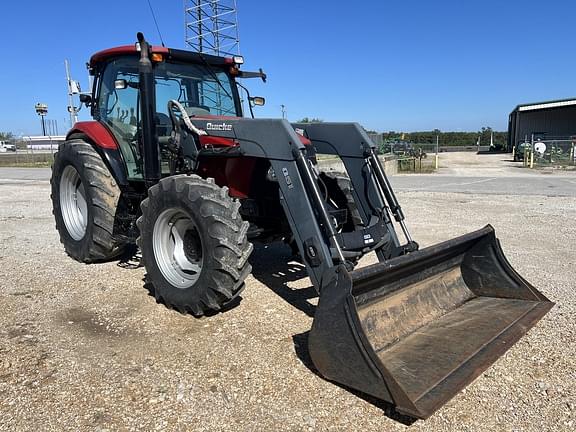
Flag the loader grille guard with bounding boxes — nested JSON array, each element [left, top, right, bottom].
[[56, 33, 553, 421]]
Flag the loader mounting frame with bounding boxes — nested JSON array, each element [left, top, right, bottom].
[[183, 118, 415, 288]]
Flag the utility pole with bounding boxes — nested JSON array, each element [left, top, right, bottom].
[[49, 119, 58, 135], [530, 133, 534, 168], [435, 134, 439, 170], [184, 1, 240, 115]]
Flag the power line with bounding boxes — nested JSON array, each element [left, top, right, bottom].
[[147, 0, 166, 47]]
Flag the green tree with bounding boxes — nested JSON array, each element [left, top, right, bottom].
[[379, 129, 507, 147], [297, 117, 323, 123], [0, 131, 14, 141]]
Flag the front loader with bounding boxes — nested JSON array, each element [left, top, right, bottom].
[[50, 33, 553, 419]]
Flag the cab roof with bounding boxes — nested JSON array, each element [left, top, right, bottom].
[[89, 45, 236, 69]]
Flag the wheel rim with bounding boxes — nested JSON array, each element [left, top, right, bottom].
[[60, 165, 88, 241], [153, 208, 203, 289]]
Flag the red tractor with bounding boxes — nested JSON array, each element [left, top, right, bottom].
[[50, 33, 552, 419]]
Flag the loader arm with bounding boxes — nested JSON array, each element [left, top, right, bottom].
[[184, 117, 341, 287], [291, 122, 419, 258], [183, 118, 409, 286]]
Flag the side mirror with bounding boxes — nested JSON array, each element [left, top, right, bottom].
[[250, 96, 265, 106], [114, 79, 139, 90], [114, 79, 128, 90], [79, 93, 92, 106]]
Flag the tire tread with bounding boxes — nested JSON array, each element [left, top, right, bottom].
[[138, 175, 252, 316], [51, 139, 124, 262]]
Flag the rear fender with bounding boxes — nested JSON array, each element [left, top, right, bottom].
[[68, 121, 118, 150], [67, 121, 129, 186]]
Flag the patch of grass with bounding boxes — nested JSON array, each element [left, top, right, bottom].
[[0, 152, 54, 168], [316, 154, 340, 161], [0, 161, 52, 168]]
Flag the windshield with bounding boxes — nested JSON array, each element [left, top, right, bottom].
[[96, 57, 241, 180], [154, 62, 239, 118]]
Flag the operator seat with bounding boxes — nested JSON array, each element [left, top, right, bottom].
[[155, 112, 172, 137]]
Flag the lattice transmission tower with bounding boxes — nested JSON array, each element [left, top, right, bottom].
[[184, 0, 240, 56]]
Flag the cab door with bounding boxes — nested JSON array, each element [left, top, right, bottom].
[[96, 57, 142, 179]]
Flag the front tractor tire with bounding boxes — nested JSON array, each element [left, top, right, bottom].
[[319, 171, 363, 231], [137, 175, 253, 316], [51, 139, 125, 262]]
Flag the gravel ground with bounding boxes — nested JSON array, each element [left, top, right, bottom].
[[0, 171, 574, 431]]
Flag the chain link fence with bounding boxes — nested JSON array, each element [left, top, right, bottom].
[[372, 138, 439, 173], [0, 135, 66, 167], [517, 137, 576, 168], [366, 134, 436, 173]]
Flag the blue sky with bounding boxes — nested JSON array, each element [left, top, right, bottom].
[[0, 0, 574, 135]]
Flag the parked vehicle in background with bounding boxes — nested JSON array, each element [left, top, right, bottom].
[[0, 141, 17, 152], [514, 141, 531, 161], [383, 140, 413, 154]]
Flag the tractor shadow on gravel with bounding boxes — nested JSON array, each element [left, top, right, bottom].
[[116, 245, 243, 316], [116, 244, 143, 269], [250, 243, 317, 318], [251, 244, 417, 425]]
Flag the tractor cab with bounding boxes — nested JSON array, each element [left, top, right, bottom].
[[84, 43, 264, 180]]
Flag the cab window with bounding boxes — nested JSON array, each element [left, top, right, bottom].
[[97, 57, 141, 179]]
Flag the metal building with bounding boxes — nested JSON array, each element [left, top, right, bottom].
[[508, 98, 576, 149]]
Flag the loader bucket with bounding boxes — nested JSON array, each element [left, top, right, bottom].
[[308, 225, 553, 419]]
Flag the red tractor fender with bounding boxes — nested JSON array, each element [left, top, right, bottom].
[[67, 121, 119, 150]]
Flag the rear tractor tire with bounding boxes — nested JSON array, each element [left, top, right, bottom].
[[51, 139, 125, 262], [137, 175, 253, 316]]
